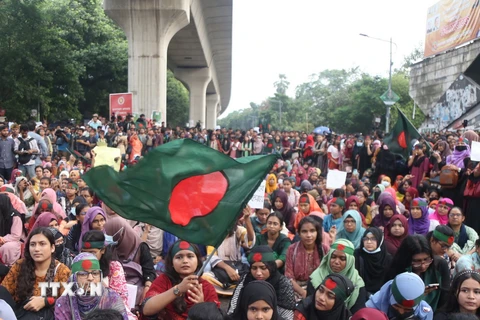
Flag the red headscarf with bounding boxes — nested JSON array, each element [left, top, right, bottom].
[[303, 135, 315, 158]]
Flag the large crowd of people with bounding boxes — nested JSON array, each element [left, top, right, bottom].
[[0, 114, 479, 320]]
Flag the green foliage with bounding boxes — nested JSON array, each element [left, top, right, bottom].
[[166, 70, 189, 128], [220, 68, 423, 133]]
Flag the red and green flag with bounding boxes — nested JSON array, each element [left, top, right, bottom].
[[83, 139, 278, 246], [384, 107, 422, 160]]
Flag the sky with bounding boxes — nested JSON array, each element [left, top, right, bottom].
[[221, 0, 437, 118]]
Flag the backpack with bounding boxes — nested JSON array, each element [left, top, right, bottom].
[[439, 164, 459, 188], [17, 137, 34, 164]]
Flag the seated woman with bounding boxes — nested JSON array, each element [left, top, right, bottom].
[[408, 198, 430, 236], [54, 253, 129, 319], [272, 190, 297, 234], [204, 208, 254, 290], [447, 207, 479, 261], [228, 246, 295, 319], [295, 274, 355, 320], [48, 227, 74, 268], [250, 201, 271, 234], [66, 203, 89, 254], [308, 239, 367, 314], [384, 215, 409, 256], [30, 212, 59, 230], [0, 194, 27, 266], [336, 210, 365, 249], [142, 241, 219, 320], [255, 212, 291, 273], [429, 198, 454, 231], [434, 270, 480, 319], [427, 225, 455, 263], [286, 216, 329, 301], [229, 280, 281, 320], [81, 230, 137, 320], [294, 193, 322, 230], [28, 199, 53, 233], [354, 227, 392, 295], [366, 272, 433, 320], [79, 207, 107, 249], [371, 195, 397, 231], [385, 235, 450, 311], [455, 239, 480, 276], [0, 227, 70, 318]]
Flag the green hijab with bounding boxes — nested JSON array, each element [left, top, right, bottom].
[[309, 238, 365, 309]]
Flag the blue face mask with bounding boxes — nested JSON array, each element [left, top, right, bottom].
[[105, 227, 124, 246], [357, 142, 364, 147]]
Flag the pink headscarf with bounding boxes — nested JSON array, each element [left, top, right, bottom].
[[31, 212, 58, 231], [0, 184, 28, 214], [32, 188, 66, 219], [429, 198, 454, 225]]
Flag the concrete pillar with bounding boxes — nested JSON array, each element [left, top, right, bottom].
[[104, 0, 190, 123], [174, 68, 211, 128], [206, 94, 219, 129]]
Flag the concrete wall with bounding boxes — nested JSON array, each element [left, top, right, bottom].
[[409, 40, 480, 122]]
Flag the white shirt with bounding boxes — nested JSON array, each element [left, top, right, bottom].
[[14, 135, 39, 166]]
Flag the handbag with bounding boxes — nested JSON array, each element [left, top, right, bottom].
[[212, 261, 249, 289]]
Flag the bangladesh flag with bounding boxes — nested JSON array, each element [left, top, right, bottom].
[[384, 107, 422, 160], [83, 139, 278, 246]]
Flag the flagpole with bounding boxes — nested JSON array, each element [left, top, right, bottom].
[[196, 243, 221, 276]]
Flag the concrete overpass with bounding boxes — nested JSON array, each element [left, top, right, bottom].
[[104, 0, 232, 129]]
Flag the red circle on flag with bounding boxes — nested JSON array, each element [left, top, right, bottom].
[[325, 278, 337, 290], [397, 131, 407, 149], [84, 242, 91, 249], [169, 171, 228, 227], [253, 253, 263, 262], [337, 244, 345, 251]]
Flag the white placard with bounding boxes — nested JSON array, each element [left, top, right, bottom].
[[126, 284, 137, 309], [471, 141, 480, 161], [326, 170, 347, 190], [248, 180, 267, 209]]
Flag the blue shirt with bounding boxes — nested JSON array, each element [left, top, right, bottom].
[[323, 214, 344, 232]]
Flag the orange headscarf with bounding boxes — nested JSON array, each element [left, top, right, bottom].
[[294, 193, 323, 230]]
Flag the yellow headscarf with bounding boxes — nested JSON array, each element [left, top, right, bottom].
[[265, 174, 278, 194]]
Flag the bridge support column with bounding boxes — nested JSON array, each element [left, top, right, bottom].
[[104, 0, 190, 123], [206, 94, 219, 129], [175, 67, 211, 129]]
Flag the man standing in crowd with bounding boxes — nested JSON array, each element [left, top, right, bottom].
[[88, 113, 102, 130], [0, 125, 16, 180], [14, 124, 40, 178]]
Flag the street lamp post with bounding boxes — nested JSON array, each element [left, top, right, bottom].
[[359, 34, 397, 133]]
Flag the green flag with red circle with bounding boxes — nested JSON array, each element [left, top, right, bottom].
[[83, 139, 278, 246], [384, 107, 422, 160]]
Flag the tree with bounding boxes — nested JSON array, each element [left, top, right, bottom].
[[273, 74, 290, 95], [166, 70, 189, 127]]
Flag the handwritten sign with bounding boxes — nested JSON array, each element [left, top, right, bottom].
[[248, 180, 267, 209], [326, 170, 347, 190]]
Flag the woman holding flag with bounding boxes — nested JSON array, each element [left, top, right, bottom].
[[142, 240, 219, 319]]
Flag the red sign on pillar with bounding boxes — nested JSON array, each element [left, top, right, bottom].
[[109, 93, 133, 118]]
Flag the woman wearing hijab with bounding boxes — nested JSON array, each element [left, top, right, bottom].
[[408, 198, 430, 235], [266, 174, 278, 196], [0, 194, 26, 266], [371, 195, 397, 231], [30, 212, 59, 230], [308, 239, 366, 313], [229, 280, 282, 320], [271, 190, 296, 234], [295, 274, 355, 320], [48, 226, 73, 268], [354, 227, 392, 295], [54, 253, 128, 319], [28, 199, 54, 233], [429, 198, 454, 231], [0, 184, 28, 214], [402, 187, 418, 215], [336, 210, 365, 249], [303, 135, 315, 164], [33, 188, 67, 219], [384, 215, 409, 256], [228, 246, 295, 319], [79, 207, 107, 250], [14, 176, 36, 213], [293, 193, 322, 230], [104, 214, 156, 306], [431, 140, 451, 176]]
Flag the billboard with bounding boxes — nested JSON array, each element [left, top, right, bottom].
[[424, 0, 480, 57], [109, 93, 133, 118]]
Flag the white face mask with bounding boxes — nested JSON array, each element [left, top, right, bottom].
[[105, 227, 124, 245], [357, 142, 364, 147], [381, 181, 390, 187]]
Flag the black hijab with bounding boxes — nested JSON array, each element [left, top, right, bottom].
[[48, 227, 65, 260], [296, 274, 353, 320], [231, 280, 282, 320], [0, 194, 21, 237], [244, 246, 281, 291], [356, 227, 392, 293]]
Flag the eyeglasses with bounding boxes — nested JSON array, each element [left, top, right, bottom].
[[343, 220, 356, 225], [76, 270, 102, 279], [362, 237, 377, 243], [438, 243, 451, 250], [411, 258, 433, 268], [449, 213, 462, 218]]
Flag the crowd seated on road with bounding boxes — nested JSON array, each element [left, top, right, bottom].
[[0, 116, 480, 320]]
